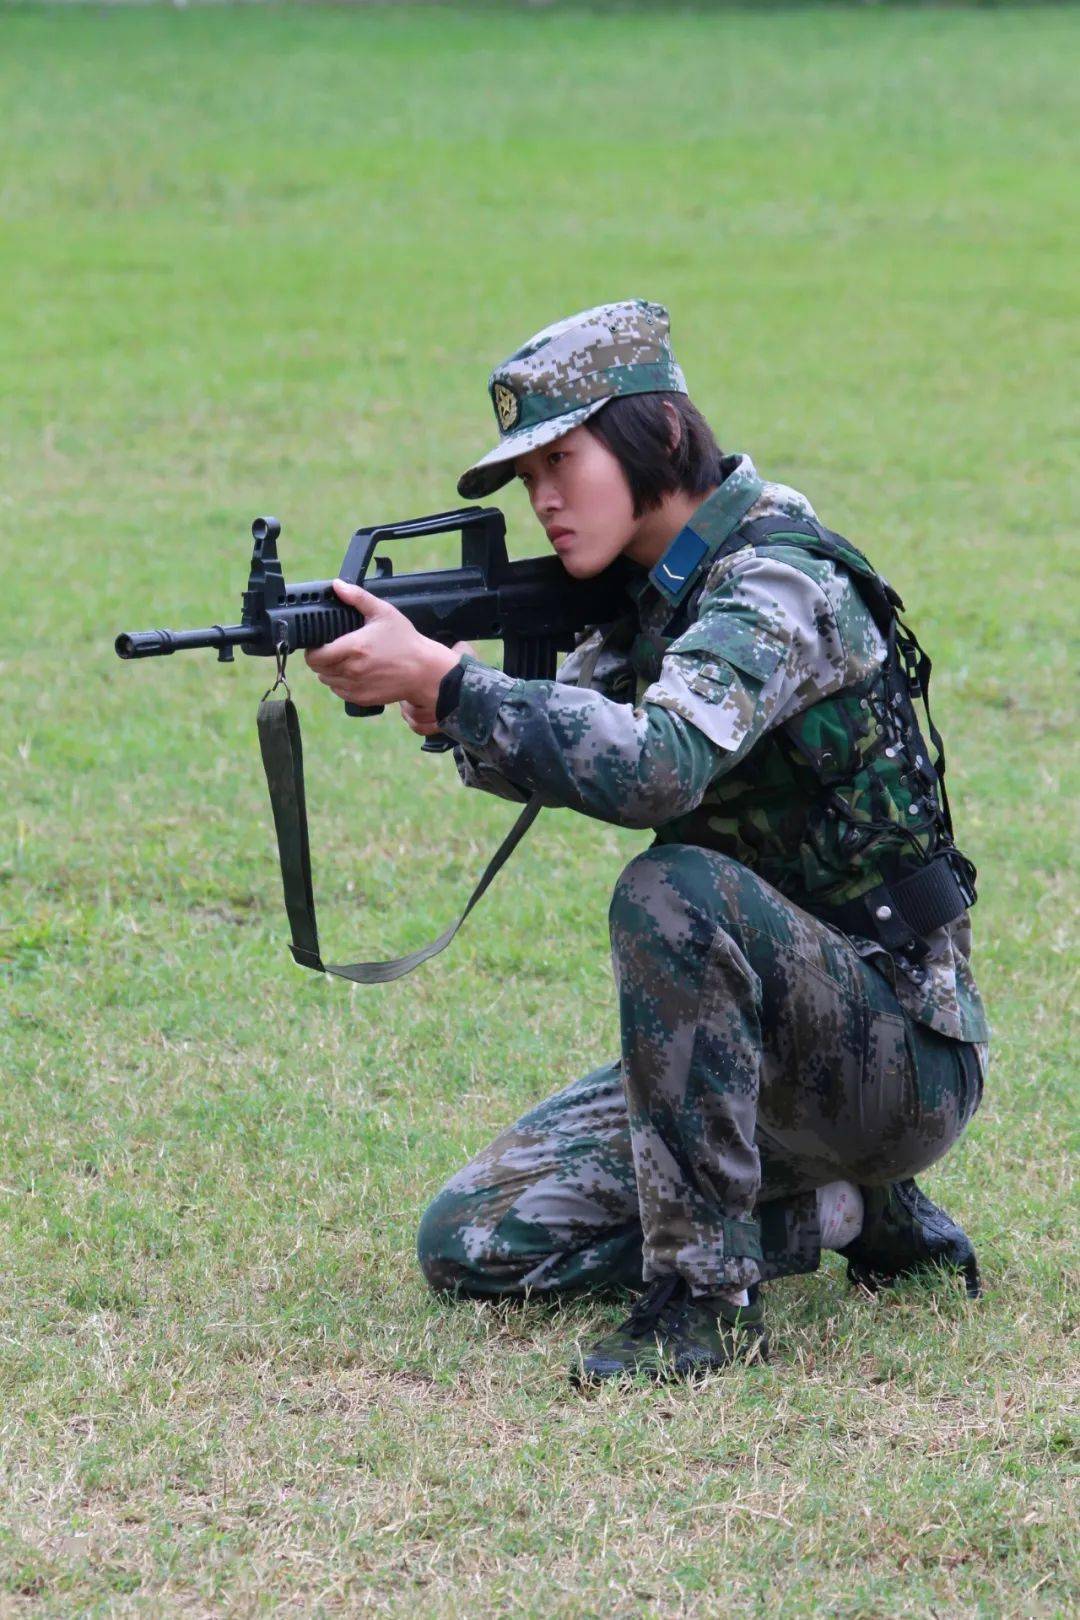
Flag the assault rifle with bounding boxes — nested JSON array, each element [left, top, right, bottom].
[[116, 506, 633, 982]]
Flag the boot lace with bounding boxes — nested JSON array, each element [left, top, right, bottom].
[[622, 1275, 692, 1340]]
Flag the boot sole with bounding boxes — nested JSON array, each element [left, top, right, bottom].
[[570, 1331, 769, 1386]]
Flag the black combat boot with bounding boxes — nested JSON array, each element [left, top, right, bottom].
[[570, 1275, 768, 1384], [839, 1178, 981, 1299]]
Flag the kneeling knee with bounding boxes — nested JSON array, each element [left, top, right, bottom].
[[416, 1191, 479, 1295], [416, 1189, 532, 1299]]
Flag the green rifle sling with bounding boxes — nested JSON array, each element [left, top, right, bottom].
[[256, 696, 543, 983]]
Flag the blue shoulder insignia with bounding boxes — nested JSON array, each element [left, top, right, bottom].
[[649, 525, 710, 606]]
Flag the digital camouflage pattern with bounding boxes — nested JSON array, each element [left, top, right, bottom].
[[443, 456, 988, 1041], [456, 299, 687, 500], [417, 844, 985, 1296], [424, 451, 988, 1300]]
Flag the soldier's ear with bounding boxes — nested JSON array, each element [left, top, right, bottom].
[[662, 399, 683, 455]]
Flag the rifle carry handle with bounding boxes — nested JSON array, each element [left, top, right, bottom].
[[339, 506, 508, 727]]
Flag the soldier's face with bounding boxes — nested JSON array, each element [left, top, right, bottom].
[[514, 425, 639, 578]]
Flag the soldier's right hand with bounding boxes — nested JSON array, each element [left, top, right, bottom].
[[398, 640, 476, 736]]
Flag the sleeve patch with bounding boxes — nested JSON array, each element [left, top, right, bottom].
[[687, 659, 735, 699], [668, 618, 787, 684]]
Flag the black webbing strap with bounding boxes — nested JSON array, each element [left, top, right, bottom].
[[815, 851, 976, 954], [257, 696, 543, 982], [890, 854, 975, 937]]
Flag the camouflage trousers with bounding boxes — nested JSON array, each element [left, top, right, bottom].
[[418, 846, 984, 1296]]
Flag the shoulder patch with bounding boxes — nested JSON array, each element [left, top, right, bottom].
[[668, 616, 787, 685]]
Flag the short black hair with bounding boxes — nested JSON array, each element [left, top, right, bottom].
[[585, 392, 726, 518]]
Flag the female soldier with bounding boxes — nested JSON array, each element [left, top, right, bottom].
[[305, 300, 988, 1383]]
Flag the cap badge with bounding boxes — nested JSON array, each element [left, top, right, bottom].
[[493, 381, 519, 433]]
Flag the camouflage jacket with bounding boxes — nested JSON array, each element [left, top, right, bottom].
[[438, 454, 988, 1043]]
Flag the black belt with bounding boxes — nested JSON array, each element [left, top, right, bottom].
[[814, 850, 977, 959]]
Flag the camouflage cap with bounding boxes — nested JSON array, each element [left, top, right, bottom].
[[457, 299, 688, 500]]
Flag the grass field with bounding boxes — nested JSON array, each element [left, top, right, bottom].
[[1, 2, 1077, 1614]]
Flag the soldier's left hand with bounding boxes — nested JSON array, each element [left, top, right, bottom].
[[304, 580, 459, 709]]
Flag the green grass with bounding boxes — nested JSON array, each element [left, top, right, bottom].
[[1, 2, 1077, 1613]]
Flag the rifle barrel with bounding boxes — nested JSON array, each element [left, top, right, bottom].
[[114, 623, 259, 660]]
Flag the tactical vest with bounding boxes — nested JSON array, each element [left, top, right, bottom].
[[634, 517, 978, 964]]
